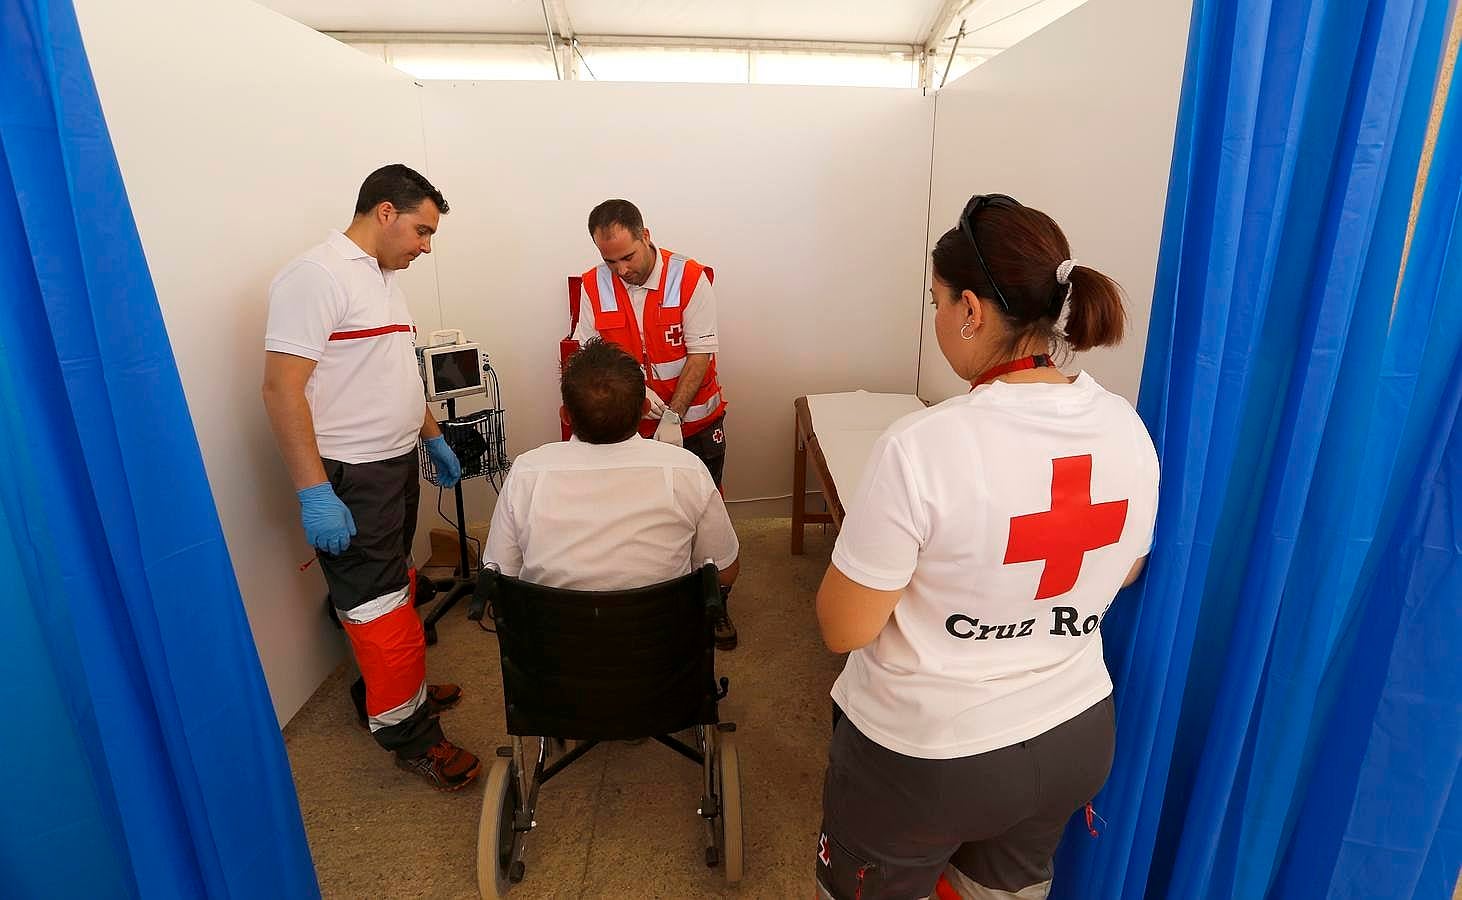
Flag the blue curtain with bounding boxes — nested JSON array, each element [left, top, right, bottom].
[[0, 2, 318, 897], [1052, 0, 1460, 898]]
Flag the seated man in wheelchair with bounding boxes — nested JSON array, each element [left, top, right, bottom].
[[482, 337, 740, 609], [472, 338, 748, 893]]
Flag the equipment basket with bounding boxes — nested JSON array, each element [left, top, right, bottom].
[[420, 408, 510, 486]]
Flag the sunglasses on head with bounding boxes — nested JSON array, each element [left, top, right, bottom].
[[958, 193, 1021, 312]]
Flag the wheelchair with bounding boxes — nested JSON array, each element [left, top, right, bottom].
[[468, 563, 744, 898]]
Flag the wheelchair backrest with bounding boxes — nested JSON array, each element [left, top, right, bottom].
[[476, 564, 721, 740]]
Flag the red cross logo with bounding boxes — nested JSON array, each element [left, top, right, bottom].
[[664, 324, 684, 347], [817, 833, 831, 867], [1004, 455, 1128, 601], [712, 428, 725, 444]]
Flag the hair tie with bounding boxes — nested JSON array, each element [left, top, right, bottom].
[[1056, 259, 1077, 285]]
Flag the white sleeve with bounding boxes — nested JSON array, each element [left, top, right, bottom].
[[482, 472, 524, 577], [690, 472, 740, 570], [571, 292, 599, 345], [264, 260, 345, 361], [830, 435, 926, 591], [681, 272, 719, 354]]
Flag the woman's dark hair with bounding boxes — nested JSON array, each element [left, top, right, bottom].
[[931, 195, 1124, 353], [561, 338, 645, 444], [354, 164, 449, 216]]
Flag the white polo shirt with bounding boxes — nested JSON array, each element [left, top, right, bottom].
[[483, 435, 739, 591], [264, 231, 424, 464], [571, 249, 720, 354], [830, 372, 1159, 759]]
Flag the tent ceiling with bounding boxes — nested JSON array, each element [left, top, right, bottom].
[[256, 0, 1081, 51]]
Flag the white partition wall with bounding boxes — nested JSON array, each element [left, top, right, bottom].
[[918, 0, 1193, 403], [418, 80, 933, 508], [75, 0, 440, 724]]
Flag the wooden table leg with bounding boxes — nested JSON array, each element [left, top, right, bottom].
[[792, 423, 807, 555]]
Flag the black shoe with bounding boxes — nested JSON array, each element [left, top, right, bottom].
[[713, 609, 738, 651], [351, 676, 367, 726]]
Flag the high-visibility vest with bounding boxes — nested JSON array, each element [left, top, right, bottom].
[[580, 247, 728, 438]]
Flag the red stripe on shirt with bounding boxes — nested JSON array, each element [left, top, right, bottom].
[[328, 324, 414, 341]]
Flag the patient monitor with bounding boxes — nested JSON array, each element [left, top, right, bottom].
[[418, 329, 485, 402]]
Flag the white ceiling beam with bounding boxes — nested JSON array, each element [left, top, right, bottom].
[[324, 31, 929, 56], [548, 0, 575, 38], [536, 0, 562, 78], [546, 2, 581, 78], [537, 0, 580, 77], [920, 0, 973, 53]]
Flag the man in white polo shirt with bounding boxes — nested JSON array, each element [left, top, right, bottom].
[[262, 164, 479, 792], [483, 338, 740, 603]]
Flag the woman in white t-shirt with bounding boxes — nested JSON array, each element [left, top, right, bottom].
[[813, 194, 1159, 900]]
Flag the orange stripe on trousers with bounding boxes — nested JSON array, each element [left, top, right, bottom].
[[342, 601, 427, 716]]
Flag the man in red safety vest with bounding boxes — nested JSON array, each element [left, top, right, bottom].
[[571, 198, 738, 650]]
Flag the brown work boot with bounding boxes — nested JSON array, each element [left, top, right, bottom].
[[425, 683, 463, 716], [397, 738, 481, 792], [713, 609, 739, 651]]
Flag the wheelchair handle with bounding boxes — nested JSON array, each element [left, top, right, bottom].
[[469, 565, 500, 622]]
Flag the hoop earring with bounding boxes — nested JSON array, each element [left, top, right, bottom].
[[960, 321, 977, 341]]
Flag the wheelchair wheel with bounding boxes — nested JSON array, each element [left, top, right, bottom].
[[717, 732, 744, 884], [478, 759, 519, 899]]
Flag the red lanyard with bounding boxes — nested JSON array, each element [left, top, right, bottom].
[[971, 354, 1053, 389]]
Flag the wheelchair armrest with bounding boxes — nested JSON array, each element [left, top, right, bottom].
[[469, 566, 500, 622], [699, 562, 723, 614]]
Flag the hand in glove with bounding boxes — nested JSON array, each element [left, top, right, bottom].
[[654, 409, 684, 447], [298, 482, 357, 555], [644, 387, 668, 421], [425, 435, 462, 488]]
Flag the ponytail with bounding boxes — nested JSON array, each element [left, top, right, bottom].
[[932, 194, 1129, 354], [1063, 265, 1126, 352]]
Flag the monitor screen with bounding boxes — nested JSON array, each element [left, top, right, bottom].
[[430, 347, 482, 394]]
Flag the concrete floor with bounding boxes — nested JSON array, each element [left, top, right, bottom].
[[284, 516, 843, 899]]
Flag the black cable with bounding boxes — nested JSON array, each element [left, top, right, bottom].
[[482, 359, 509, 487], [436, 485, 482, 564]]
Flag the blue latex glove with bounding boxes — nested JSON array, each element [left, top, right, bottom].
[[298, 482, 356, 555], [425, 435, 462, 488]]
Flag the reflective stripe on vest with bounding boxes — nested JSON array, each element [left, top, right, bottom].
[[595, 265, 618, 312], [661, 255, 687, 309], [650, 356, 687, 380], [684, 391, 722, 424], [592, 254, 687, 314]]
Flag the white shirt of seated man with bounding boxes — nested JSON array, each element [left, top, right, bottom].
[[483, 434, 739, 592]]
